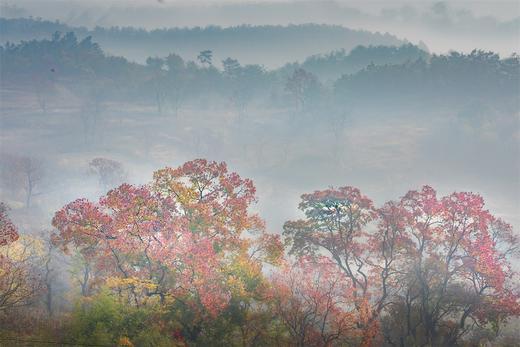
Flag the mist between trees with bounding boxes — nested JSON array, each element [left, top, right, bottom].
[[0, 17, 519, 347]]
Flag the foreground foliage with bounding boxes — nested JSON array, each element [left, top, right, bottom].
[[0, 160, 518, 346]]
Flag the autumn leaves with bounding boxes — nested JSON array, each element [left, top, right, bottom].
[[4, 159, 515, 345]]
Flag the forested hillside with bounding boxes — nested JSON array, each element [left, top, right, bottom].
[[2, 32, 517, 112], [0, 17, 408, 67]]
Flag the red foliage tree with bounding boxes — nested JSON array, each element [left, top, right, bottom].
[[270, 256, 365, 347], [284, 185, 519, 346], [0, 203, 19, 246], [52, 159, 280, 329]]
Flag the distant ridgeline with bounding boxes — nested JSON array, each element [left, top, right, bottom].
[[0, 17, 409, 66], [0, 27, 518, 112]]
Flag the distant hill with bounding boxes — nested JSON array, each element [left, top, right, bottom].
[[0, 17, 408, 67], [1, 32, 515, 114]]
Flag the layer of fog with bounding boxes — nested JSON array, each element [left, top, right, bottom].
[[1, 93, 518, 239], [2, 0, 519, 57]]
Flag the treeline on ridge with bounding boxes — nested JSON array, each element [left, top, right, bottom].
[[1, 31, 518, 115]]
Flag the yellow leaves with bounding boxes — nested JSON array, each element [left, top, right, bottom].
[[230, 253, 262, 279], [153, 170, 199, 206], [172, 182, 199, 206], [0, 234, 45, 261], [227, 275, 247, 297], [105, 276, 158, 291], [117, 337, 134, 347], [104, 277, 162, 307], [222, 252, 268, 299]]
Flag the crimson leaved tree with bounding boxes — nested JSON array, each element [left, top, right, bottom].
[[283, 185, 519, 346], [270, 256, 369, 347], [52, 159, 281, 332]]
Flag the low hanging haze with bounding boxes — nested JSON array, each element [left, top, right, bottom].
[[3, 0, 519, 57]]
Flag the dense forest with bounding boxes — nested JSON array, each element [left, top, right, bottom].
[[0, 18, 408, 67], [1, 31, 517, 112], [1, 9, 519, 347]]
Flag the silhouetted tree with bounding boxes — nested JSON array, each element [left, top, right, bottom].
[[197, 50, 213, 66]]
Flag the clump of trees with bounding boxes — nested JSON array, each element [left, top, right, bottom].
[[334, 50, 520, 108], [0, 18, 405, 66], [0, 159, 518, 346], [300, 44, 429, 81], [49, 159, 284, 345], [283, 185, 520, 346], [4, 33, 517, 119]]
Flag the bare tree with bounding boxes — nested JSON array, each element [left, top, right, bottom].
[[1, 154, 44, 208]]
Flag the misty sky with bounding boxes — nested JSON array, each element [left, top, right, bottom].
[[3, 0, 519, 56]]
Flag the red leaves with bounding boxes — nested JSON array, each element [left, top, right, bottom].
[[153, 159, 257, 249], [284, 184, 519, 343], [52, 198, 111, 256], [270, 257, 361, 345], [52, 167, 519, 342], [52, 159, 272, 317], [0, 203, 18, 246]]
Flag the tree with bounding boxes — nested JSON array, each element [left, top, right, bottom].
[[270, 257, 364, 347], [285, 68, 320, 111], [379, 187, 520, 346], [1, 154, 44, 208], [197, 50, 213, 66], [165, 53, 185, 73], [65, 291, 181, 347], [222, 57, 244, 117], [283, 186, 382, 345], [88, 157, 127, 191], [41, 236, 58, 317], [222, 58, 241, 78], [221, 58, 268, 118], [146, 57, 167, 113], [164, 53, 187, 117], [333, 51, 519, 108], [283, 185, 520, 346], [0, 203, 18, 246], [32, 68, 55, 113], [300, 44, 429, 81], [52, 159, 282, 342], [0, 203, 42, 313], [79, 81, 107, 146]]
